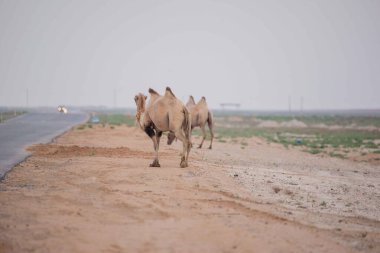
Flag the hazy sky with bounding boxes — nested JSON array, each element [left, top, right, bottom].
[[0, 0, 379, 110]]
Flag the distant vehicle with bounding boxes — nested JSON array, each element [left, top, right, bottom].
[[90, 116, 100, 123], [57, 105, 68, 114]]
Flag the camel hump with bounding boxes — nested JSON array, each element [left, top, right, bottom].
[[148, 88, 159, 95], [165, 87, 176, 98], [197, 96, 207, 105], [187, 95, 196, 106]]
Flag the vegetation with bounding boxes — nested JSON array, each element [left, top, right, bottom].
[[216, 126, 379, 147], [193, 113, 380, 159], [89, 113, 135, 126], [255, 115, 380, 127], [77, 124, 87, 130]]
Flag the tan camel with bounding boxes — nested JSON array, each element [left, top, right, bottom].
[[168, 95, 214, 149], [134, 87, 192, 168]]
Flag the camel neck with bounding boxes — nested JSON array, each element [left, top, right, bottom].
[[135, 106, 145, 130]]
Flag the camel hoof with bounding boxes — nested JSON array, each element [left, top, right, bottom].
[[149, 161, 161, 167], [197, 145, 202, 149], [180, 157, 187, 168], [208, 146, 212, 149]]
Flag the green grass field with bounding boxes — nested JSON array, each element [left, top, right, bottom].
[[96, 113, 135, 126], [254, 115, 380, 127], [200, 114, 380, 159], [77, 113, 135, 130]]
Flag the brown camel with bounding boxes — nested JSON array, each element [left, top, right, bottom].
[[134, 87, 192, 168], [168, 95, 214, 149]]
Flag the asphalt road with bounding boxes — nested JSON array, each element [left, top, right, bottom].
[[0, 109, 88, 179]]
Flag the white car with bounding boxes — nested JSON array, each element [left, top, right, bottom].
[[57, 105, 68, 114]]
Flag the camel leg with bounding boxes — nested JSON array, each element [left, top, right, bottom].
[[151, 131, 163, 167], [174, 130, 190, 168], [150, 136, 160, 167], [145, 126, 160, 167], [198, 125, 206, 149], [190, 127, 194, 148], [156, 131, 162, 149], [179, 128, 192, 157], [208, 125, 214, 149]]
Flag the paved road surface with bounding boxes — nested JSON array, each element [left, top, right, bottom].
[[0, 109, 88, 179]]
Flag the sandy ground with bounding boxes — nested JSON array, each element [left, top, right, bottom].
[[0, 125, 379, 253]]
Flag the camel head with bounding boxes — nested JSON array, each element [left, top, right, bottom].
[[134, 93, 147, 110], [134, 93, 147, 123]]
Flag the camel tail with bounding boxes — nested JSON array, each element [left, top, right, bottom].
[[207, 111, 214, 129], [182, 106, 191, 143]]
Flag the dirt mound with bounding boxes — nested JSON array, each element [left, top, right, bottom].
[[27, 144, 165, 158]]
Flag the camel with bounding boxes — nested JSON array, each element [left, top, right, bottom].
[[168, 95, 214, 149], [134, 87, 192, 168], [186, 95, 196, 108]]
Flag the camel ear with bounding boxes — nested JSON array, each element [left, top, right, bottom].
[[134, 95, 138, 101], [202, 96, 206, 101], [144, 95, 147, 100]]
